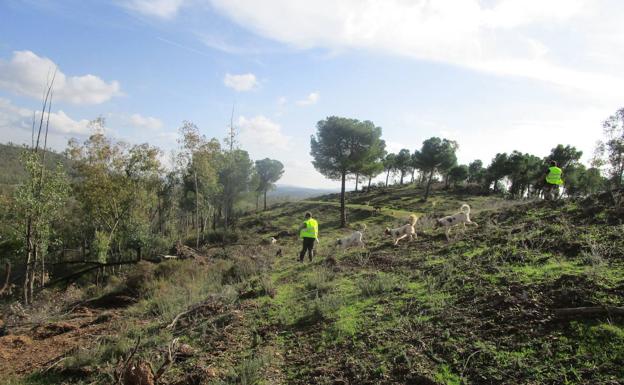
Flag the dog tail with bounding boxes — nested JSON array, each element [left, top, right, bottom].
[[460, 204, 470, 214], [407, 214, 418, 226]]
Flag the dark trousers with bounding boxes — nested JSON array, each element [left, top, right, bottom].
[[299, 237, 316, 262]]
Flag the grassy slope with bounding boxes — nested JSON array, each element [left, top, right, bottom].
[[239, 184, 624, 384], [4, 184, 624, 385]]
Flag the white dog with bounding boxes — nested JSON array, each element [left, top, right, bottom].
[[435, 204, 478, 241], [335, 224, 366, 250], [384, 215, 417, 245]]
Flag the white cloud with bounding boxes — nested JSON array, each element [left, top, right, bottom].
[[296, 92, 319, 106], [0, 51, 121, 105], [238, 115, 290, 156], [0, 97, 91, 140], [122, 0, 186, 19], [223, 72, 258, 92], [208, 0, 624, 102], [128, 113, 163, 130], [277, 96, 287, 106]]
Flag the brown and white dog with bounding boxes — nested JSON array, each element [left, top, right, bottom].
[[435, 204, 478, 241], [335, 224, 366, 250], [384, 215, 417, 245]]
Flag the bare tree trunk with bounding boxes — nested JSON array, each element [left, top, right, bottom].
[[264, 190, 268, 211], [385, 170, 390, 187], [355, 173, 359, 191], [368, 176, 372, 190], [194, 171, 200, 248], [340, 171, 347, 227], [23, 219, 33, 304]]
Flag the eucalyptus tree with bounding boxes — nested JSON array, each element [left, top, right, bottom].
[[598, 108, 624, 187]]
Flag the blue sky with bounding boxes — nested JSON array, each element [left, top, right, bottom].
[[1, 0, 623, 188]]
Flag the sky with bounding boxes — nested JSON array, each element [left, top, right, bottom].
[[1, 0, 623, 189]]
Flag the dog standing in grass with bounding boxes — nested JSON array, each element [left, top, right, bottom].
[[335, 224, 367, 250], [435, 204, 478, 242], [384, 215, 418, 245]]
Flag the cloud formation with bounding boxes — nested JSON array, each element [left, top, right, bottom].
[[128, 113, 164, 130], [238, 115, 290, 155], [0, 51, 121, 105], [0, 97, 91, 138], [207, 0, 624, 100], [223, 72, 258, 91], [296, 92, 319, 106], [122, 0, 186, 19]]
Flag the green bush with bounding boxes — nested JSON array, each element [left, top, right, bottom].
[[357, 273, 401, 297], [304, 268, 335, 298]]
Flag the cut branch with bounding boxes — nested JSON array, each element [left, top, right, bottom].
[[553, 306, 624, 318]]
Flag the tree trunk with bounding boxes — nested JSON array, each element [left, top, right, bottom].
[[264, 190, 267, 211], [355, 173, 359, 191], [256, 194, 259, 212], [368, 176, 372, 190], [23, 218, 33, 304], [340, 171, 347, 227], [418, 171, 425, 186], [411, 170, 415, 183], [385, 170, 390, 187], [0, 262, 11, 296], [424, 170, 435, 201], [194, 171, 200, 248], [400, 171, 404, 185]]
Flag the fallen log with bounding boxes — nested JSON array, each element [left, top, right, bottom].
[[553, 306, 624, 318], [39, 260, 140, 292]]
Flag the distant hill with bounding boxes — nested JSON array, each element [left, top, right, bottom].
[[268, 184, 338, 201], [0, 142, 70, 189]]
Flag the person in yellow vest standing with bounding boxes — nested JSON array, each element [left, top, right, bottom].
[[544, 160, 564, 200], [298, 212, 318, 262]]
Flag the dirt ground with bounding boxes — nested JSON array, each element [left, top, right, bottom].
[[0, 306, 118, 376]]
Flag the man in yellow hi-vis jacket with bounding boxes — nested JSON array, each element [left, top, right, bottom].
[[298, 212, 318, 262], [544, 160, 563, 200]]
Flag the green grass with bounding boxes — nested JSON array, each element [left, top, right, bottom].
[[11, 184, 624, 385]]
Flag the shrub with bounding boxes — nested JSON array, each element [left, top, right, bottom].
[[126, 261, 156, 295], [205, 230, 240, 245], [357, 273, 402, 297], [223, 257, 259, 284], [304, 268, 335, 298]]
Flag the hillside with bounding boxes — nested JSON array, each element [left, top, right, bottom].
[[0, 143, 70, 189], [2, 185, 623, 384]]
